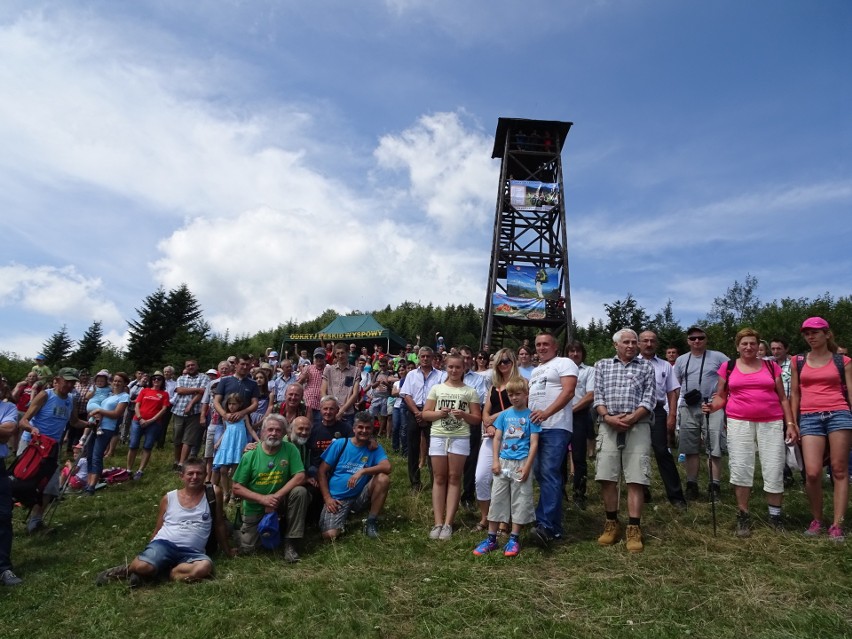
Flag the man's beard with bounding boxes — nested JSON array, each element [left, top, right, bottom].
[[265, 436, 282, 447], [290, 435, 309, 446]]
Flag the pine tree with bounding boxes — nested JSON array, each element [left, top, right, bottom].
[[126, 287, 169, 370], [71, 320, 104, 371], [42, 325, 74, 368]]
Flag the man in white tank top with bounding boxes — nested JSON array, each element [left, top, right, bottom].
[[96, 458, 235, 587]]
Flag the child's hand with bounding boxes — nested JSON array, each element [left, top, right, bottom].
[[518, 466, 531, 482], [492, 463, 501, 476]]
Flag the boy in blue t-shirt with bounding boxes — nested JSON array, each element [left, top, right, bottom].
[[473, 378, 540, 557], [317, 412, 392, 540]]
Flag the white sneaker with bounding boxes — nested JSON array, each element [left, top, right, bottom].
[[428, 525, 442, 540], [438, 524, 453, 541]]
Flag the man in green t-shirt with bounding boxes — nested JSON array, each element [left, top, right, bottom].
[[232, 415, 307, 562]]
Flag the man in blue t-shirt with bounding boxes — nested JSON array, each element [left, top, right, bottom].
[[318, 412, 391, 540]]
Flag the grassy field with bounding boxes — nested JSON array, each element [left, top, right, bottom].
[[4, 444, 851, 639]]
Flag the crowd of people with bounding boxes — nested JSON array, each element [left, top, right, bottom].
[[0, 316, 849, 587]]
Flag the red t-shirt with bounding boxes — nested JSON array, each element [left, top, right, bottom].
[[136, 388, 170, 421]]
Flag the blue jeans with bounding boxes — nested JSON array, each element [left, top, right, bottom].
[[533, 428, 572, 536], [129, 419, 162, 451], [0, 461, 13, 572], [90, 429, 115, 478], [392, 406, 408, 451], [136, 539, 210, 576]]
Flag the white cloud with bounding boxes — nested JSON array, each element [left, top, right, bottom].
[[0, 264, 123, 325], [153, 205, 488, 336], [374, 111, 497, 235]]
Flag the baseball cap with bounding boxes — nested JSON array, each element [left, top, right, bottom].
[[95, 369, 110, 378], [35, 354, 46, 360], [269, 351, 278, 358], [57, 367, 79, 381], [313, 347, 327, 358], [206, 369, 218, 376], [801, 316, 830, 331]]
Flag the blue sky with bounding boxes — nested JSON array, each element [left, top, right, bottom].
[[1, 0, 850, 359]]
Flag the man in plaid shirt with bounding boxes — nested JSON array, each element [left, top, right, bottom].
[[171, 360, 210, 470], [593, 328, 656, 553]]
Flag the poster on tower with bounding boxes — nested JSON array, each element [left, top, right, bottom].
[[509, 180, 559, 211], [491, 293, 546, 320], [506, 265, 559, 300]]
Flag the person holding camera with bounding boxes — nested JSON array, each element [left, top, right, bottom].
[[673, 326, 728, 501]]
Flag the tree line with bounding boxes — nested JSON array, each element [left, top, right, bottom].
[[2, 275, 849, 384]]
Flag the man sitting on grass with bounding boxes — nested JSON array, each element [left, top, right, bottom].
[[96, 458, 234, 587], [233, 414, 308, 562], [318, 411, 391, 540]]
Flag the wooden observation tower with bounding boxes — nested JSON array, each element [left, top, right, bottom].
[[481, 117, 574, 349]]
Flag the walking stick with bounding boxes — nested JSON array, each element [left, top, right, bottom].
[[705, 409, 717, 537]]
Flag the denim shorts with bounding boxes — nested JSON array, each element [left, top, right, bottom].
[[799, 410, 852, 437], [128, 419, 161, 450], [136, 539, 211, 576]]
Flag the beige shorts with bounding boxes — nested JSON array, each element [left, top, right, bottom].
[[594, 419, 652, 485]]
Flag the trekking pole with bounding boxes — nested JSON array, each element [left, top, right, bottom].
[[705, 408, 717, 537]]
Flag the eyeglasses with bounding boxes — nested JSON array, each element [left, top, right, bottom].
[[687, 336, 706, 342]]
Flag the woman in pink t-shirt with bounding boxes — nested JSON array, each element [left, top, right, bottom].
[[705, 328, 794, 537], [791, 316, 852, 541]]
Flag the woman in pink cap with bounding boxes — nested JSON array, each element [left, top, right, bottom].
[[791, 316, 852, 541]]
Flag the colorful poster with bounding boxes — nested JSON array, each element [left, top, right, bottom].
[[506, 265, 560, 300], [509, 180, 559, 211], [492, 293, 546, 321]]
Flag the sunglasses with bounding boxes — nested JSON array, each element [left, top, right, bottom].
[[499, 358, 513, 365], [687, 336, 706, 342]]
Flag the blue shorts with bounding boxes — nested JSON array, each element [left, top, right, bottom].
[[129, 419, 162, 450], [136, 539, 211, 576], [799, 410, 852, 437]]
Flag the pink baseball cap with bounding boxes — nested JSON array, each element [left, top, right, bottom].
[[800, 317, 829, 331]]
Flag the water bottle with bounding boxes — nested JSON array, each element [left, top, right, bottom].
[[678, 453, 686, 463]]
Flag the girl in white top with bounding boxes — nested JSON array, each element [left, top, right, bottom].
[[422, 354, 481, 541]]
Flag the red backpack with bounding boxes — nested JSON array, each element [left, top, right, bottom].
[[11, 434, 57, 481]]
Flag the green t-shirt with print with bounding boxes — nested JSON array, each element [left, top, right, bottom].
[[233, 442, 305, 516]]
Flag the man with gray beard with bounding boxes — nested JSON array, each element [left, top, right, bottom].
[[232, 415, 307, 562]]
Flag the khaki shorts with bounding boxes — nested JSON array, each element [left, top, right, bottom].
[[678, 405, 726, 456], [487, 458, 535, 525], [594, 419, 652, 485], [174, 414, 202, 448]]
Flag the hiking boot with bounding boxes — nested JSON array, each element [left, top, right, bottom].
[[597, 519, 622, 546], [0, 569, 22, 587], [128, 573, 142, 589], [736, 511, 752, 538], [96, 564, 128, 585], [670, 499, 688, 511], [685, 481, 699, 501], [530, 525, 555, 547], [283, 542, 300, 563], [428, 525, 442, 540], [438, 524, 453, 541], [625, 525, 644, 553], [473, 538, 499, 556], [503, 537, 521, 557], [363, 519, 379, 539], [804, 519, 823, 537], [828, 524, 845, 542], [769, 514, 785, 533], [26, 519, 45, 534]]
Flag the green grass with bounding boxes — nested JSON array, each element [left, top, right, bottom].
[[4, 445, 852, 639]]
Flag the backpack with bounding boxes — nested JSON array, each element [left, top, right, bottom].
[[11, 434, 57, 481], [10, 434, 58, 507], [724, 358, 777, 384], [102, 467, 131, 484], [795, 353, 850, 408], [204, 483, 219, 555]]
